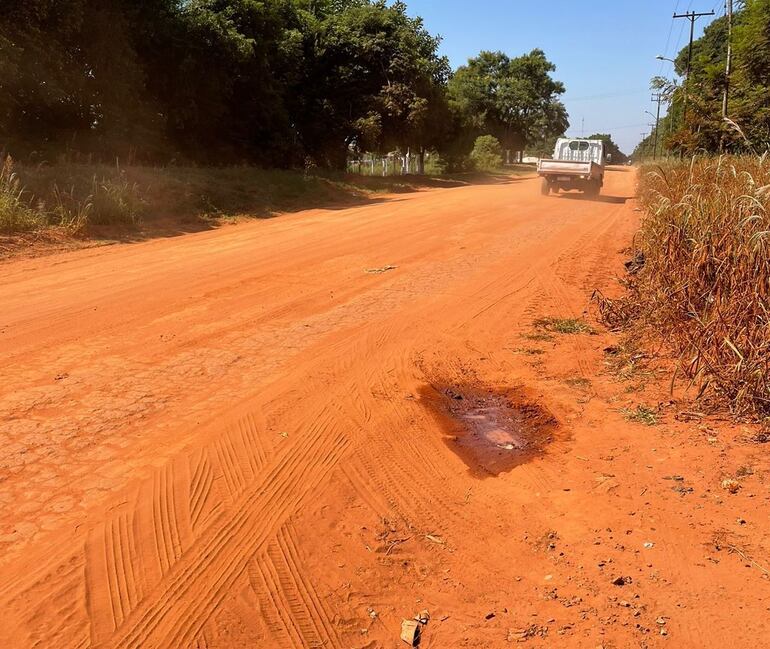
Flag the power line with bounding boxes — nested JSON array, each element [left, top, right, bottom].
[[671, 1, 695, 63], [673, 8, 716, 122], [658, 0, 681, 76], [564, 90, 649, 102]]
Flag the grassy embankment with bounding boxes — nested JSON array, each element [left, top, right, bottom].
[[599, 156, 770, 419], [0, 157, 533, 254]]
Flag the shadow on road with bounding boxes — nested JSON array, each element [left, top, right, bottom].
[[555, 193, 630, 205]]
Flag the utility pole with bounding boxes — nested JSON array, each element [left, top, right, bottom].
[[651, 94, 664, 158], [722, 0, 734, 119], [673, 9, 715, 124]]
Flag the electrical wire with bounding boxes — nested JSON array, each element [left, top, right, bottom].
[[658, 0, 681, 76]]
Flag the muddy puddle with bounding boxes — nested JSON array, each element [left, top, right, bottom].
[[419, 383, 559, 478]]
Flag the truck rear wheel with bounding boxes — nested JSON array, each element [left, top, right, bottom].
[[540, 178, 551, 196]]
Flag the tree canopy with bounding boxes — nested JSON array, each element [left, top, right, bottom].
[[447, 49, 569, 153], [0, 0, 571, 169]]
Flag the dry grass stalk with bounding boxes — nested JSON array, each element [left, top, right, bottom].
[[618, 155, 770, 417]]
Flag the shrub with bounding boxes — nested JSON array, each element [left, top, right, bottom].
[[470, 135, 503, 172]]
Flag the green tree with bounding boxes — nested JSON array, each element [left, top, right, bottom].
[[730, 0, 770, 147], [447, 49, 568, 153], [0, 0, 457, 169], [287, 0, 450, 168], [0, 0, 161, 159]]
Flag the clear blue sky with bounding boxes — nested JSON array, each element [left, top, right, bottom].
[[404, 0, 725, 154]]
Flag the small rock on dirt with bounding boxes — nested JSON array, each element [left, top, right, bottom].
[[612, 576, 632, 586]]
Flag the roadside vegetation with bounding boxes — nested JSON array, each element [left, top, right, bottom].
[[1, 2, 568, 169], [636, 1, 770, 157], [0, 158, 533, 243], [469, 136, 505, 172], [598, 156, 770, 418], [0, 0, 570, 241]]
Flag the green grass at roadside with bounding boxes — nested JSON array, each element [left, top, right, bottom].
[[0, 157, 532, 244]]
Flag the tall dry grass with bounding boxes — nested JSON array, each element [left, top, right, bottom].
[[622, 156, 770, 417], [0, 157, 45, 233]]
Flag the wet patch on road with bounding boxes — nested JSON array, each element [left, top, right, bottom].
[[419, 383, 559, 478]]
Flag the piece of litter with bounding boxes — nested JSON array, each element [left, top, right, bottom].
[[643, 542, 655, 549], [366, 265, 397, 274], [400, 619, 421, 646], [721, 478, 741, 494], [279, 431, 289, 438], [415, 610, 430, 625], [425, 534, 445, 545]]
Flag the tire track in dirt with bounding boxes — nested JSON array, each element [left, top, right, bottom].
[[537, 207, 624, 381], [108, 197, 618, 647], [108, 406, 349, 648], [262, 524, 341, 648], [1, 172, 655, 648]]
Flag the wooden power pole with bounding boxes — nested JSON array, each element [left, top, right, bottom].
[[673, 9, 716, 123], [722, 0, 734, 119], [651, 93, 664, 158]]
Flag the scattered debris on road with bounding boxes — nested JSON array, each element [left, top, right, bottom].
[[401, 610, 430, 646], [365, 265, 398, 274], [722, 478, 741, 493], [400, 619, 421, 646]]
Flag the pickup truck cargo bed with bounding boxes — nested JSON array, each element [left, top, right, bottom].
[[537, 138, 606, 197]]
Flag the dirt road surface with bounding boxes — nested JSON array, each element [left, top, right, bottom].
[[2, 169, 769, 648]]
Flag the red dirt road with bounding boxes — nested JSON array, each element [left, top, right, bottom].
[[2, 169, 770, 648]]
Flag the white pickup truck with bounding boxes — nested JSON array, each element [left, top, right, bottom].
[[538, 138, 607, 197]]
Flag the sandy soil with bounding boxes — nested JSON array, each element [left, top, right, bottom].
[[1, 168, 769, 648]]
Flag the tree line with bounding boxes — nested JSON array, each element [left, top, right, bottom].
[[0, 0, 570, 170], [637, 0, 770, 157]]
